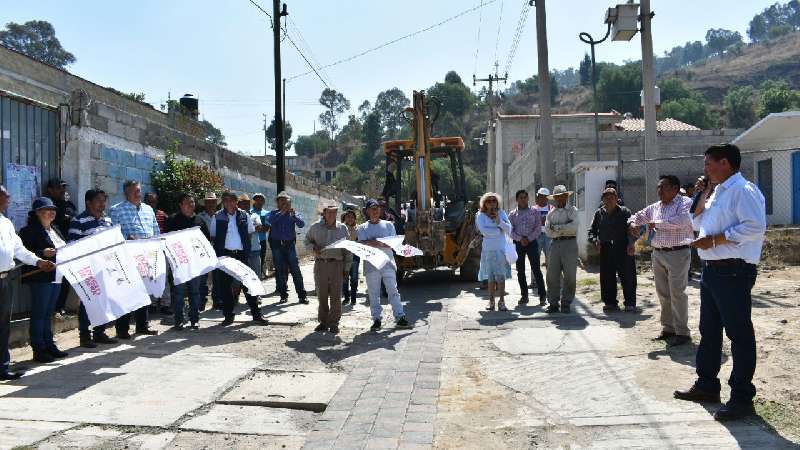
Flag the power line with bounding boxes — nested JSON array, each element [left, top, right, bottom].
[[473, 0, 485, 77], [493, 0, 505, 67], [287, 16, 336, 89], [287, 0, 499, 81], [503, 0, 532, 77]]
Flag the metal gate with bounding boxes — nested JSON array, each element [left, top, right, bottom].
[[0, 93, 60, 319]]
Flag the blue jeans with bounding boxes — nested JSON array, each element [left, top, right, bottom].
[[173, 276, 202, 325], [270, 240, 306, 300], [695, 262, 758, 405], [78, 303, 107, 339], [28, 282, 59, 351], [342, 255, 360, 300]]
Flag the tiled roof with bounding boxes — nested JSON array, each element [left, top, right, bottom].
[[615, 118, 701, 132]]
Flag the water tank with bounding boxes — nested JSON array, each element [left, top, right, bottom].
[[179, 94, 199, 119]]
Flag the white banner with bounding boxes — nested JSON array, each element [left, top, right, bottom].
[[161, 227, 218, 285], [326, 239, 392, 270], [56, 226, 125, 282], [377, 235, 424, 258], [59, 242, 151, 327], [125, 239, 167, 298], [216, 256, 266, 296]]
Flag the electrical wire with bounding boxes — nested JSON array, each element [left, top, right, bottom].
[[473, 0, 485, 78], [287, 16, 336, 89], [493, 0, 504, 68], [503, 0, 532, 77], [287, 0, 499, 81]]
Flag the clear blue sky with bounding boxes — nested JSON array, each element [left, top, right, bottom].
[[3, 1, 777, 155]]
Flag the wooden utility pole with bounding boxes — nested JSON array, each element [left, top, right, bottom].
[[262, 113, 268, 157], [534, 0, 554, 188], [640, 0, 658, 204], [473, 65, 507, 119], [273, 0, 287, 192]]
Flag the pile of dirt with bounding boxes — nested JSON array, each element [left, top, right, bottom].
[[761, 227, 800, 269]]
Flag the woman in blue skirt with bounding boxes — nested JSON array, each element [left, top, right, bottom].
[[476, 192, 512, 311]]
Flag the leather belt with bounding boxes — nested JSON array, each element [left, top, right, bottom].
[[705, 258, 753, 268], [654, 245, 690, 252], [316, 258, 342, 262], [553, 236, 575, 241]]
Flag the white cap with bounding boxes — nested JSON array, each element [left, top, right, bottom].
[[536, 187, 551, 196]]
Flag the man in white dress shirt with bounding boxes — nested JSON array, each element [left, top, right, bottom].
[[674, 144, 766, 422], [0, 186, 55, 380]]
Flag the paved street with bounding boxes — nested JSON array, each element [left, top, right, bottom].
[[1, 262, 797, 449]]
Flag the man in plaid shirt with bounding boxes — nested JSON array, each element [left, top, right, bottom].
[[629, 175, 694, 347], [109, 179, 159, 338]]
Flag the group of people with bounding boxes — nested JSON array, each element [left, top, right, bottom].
[[477, 143, 766, 421]]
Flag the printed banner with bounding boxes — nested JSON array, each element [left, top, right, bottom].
[[326, 239, 392, 270], [216, 256, 266, 297], [59, 242, 151, 327], [56, 226, 125, 282], [376, 235, 424, 258], [125, 239, 167, 297], [161, 227, 218, 285]]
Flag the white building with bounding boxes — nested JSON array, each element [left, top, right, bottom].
[[732, 111, 800, 225]]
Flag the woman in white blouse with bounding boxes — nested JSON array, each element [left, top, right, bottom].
[[476, 193, 513, 311]]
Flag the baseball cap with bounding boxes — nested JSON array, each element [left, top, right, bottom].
[[365, 199, 380, 209], [32, 197, 57, 211], [536, 187, 551, 197], [276, 191, 291, 200]]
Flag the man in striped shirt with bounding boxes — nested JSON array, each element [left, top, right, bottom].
[[629, 175, 694, 347], [67, 189, 118, 348]]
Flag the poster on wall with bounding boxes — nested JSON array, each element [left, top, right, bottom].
[[5, 163, 40, 231]]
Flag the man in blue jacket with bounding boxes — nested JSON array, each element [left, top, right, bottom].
[[264, 191, 307, 304]]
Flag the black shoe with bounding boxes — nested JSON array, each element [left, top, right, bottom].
[[518, 297, 529, 305], [674, 385, 721, 403], [560, 306, 570, 313], [545, 305, 560, 314], [80, 338, 97, 349], [395, 317, 412, 329], [33, 350, 55, 363], [189, 322, 199, 330], [117, 331, 132, 340], [653, 331, 676, 341], [279, 298, 288, 304], [47, 347, 68, 358], [624, 305, 639, 313], [252, 317, 269, 326], [93, 333, 117, 344], [370, 319, 382, 331], [159, 306, 173, 315], [539, 297, 547, 306], [329, 325, 340, 334], [298, 298, 309, 304], [667, 335, 691, 347], [136, 328, 158, 336], [602, 304, 621, 313], [173, 322, 185, 331], [714, 402, 756, 421], [342, 298, 349, 305], [314, 323, 327, 332], [0, 370, 24, 380], [220, 318, 235, 326]]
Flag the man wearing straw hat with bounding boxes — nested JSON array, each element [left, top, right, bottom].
[[544, 185, 578, 314], [305, 203, 352, 334]]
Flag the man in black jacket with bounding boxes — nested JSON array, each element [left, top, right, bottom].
[[588, 188, 637, 313], [166, 193, 210, 330]]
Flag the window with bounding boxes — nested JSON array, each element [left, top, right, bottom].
[[757, 158, 773, 215]]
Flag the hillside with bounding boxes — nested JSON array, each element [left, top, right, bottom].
[[543, 31, 800, 117]]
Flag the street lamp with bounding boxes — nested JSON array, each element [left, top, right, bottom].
[[579, 3, 640, 161]]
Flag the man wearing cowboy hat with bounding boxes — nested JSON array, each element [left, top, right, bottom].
[[305, 203, 352, 334], [544, 185, 578, 313], [264, 191, 307, 304]]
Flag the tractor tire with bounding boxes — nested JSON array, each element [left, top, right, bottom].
[[459, 252, 480, 281]]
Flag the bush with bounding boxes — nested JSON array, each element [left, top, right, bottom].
[[150, 141, 225, 214]]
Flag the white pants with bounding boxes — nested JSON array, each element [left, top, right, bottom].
[[364, 265, 404, 321]]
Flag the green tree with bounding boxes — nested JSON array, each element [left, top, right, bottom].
[[318, 88, 350, 140], [757, 79, 800, 118], [660, 97, 715, 129], [0, 20, 76, 68], [332, 163, 368, 192], [724, 86, 756, 128], [659, 78, 694, 103], [150, 142, 225, 214], [683, 41, 706, 64], [265, 118, 292, 152], [374, 88, 410, 139], [338, 115, 363, 147], [357, 100, 372, 122], [579, 53, 592, 86], [704, 28, 743, 57], [595, 63, 642, 114], [362, 111, 383, 161], [293, 131, 329, 158], [200, 120, 226, 146], [427, 71, 476, 119]]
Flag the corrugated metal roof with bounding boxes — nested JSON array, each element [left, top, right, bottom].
[[615, 118, 701, 132]]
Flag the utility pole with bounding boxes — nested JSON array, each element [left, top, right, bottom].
[[262, 113, 268, 157], [534, 0, 554, 189], [640, 0, 657, 204], [474, 65, 507, 195], [473, 64, 507, 118], [273, 0, 288, 193]]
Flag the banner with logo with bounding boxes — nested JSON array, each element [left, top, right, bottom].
[[125, 239, 167, 297], [325, 239, 392, 270], [56, 226, 125, 283], [59, 242, 151, 327], [377, 235, 424, 258], [161, 227, 218, 285], [216, 256, 266, 296]]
